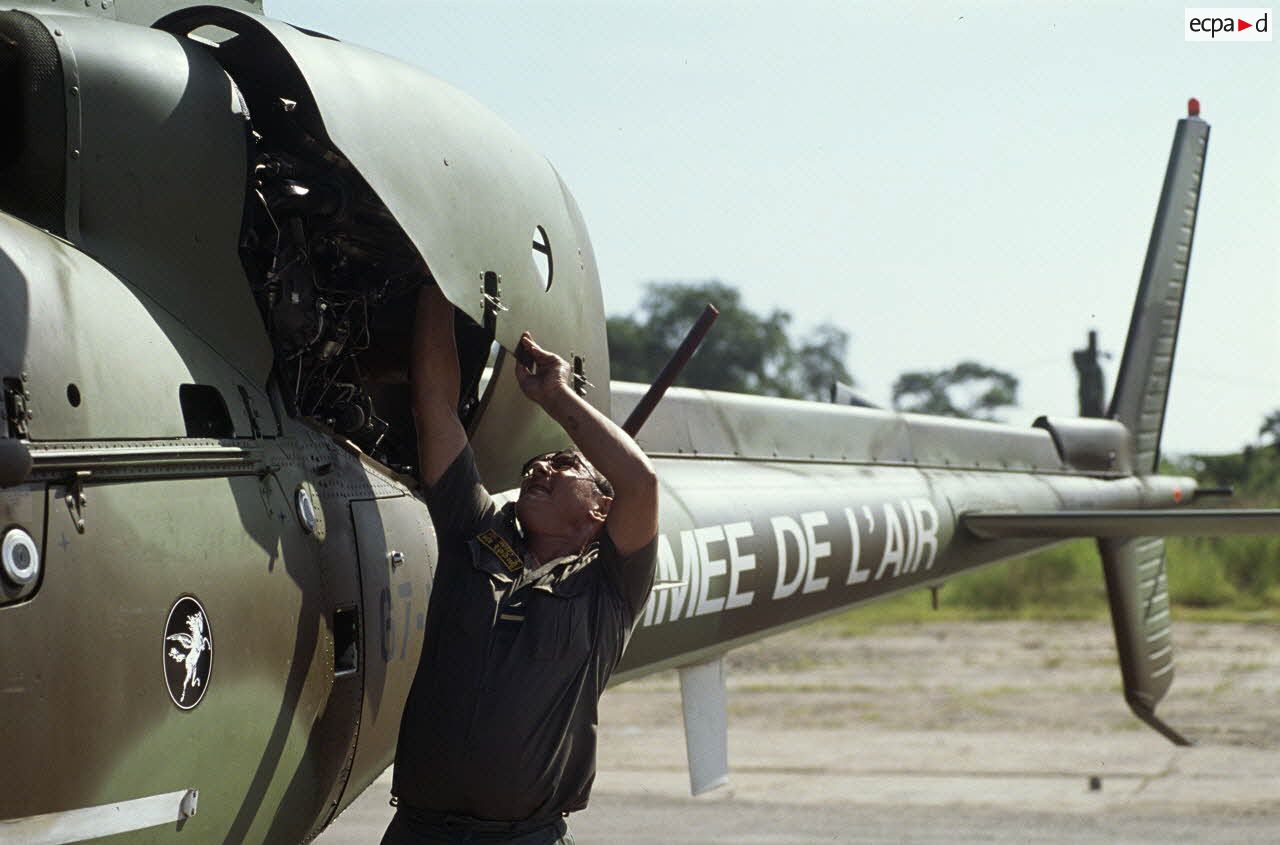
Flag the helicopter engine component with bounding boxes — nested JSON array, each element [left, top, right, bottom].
[[240, 145, 421, 468]]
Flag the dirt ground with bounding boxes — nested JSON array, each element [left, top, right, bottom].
[[318, 620, 1280, 844], [604, 619, 1280, 744]]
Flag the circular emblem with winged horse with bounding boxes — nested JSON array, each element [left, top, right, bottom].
[[163, 596, 213, 710]]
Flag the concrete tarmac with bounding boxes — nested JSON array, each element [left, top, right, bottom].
[[315, 621, 1280, 844], [317, 731, 1279, 844]]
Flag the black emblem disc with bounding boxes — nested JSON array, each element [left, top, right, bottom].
[[163, 596, 213, 710]]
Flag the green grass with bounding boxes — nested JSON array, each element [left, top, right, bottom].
[[816, 535, 1280, 635], [814, 592, 991, 637], [1167, 535, 1280, 611]]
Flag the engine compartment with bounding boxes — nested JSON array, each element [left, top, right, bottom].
[[240, 137, 421, 468], [235, 91, 493, 475]]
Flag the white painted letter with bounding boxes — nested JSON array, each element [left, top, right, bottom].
[[646, 535, 678, 626], [771, 516, 806, 600], [875, 503, 904, 580], [657, 531, 701, 623], [901, 500, 919, 574], [724, 521, 756, 610], [800, 511, 831, 594], [844, 507, 870, 585], [912, 498, 940, 570], [695, 525, 728, 616], [677, 531, 701, 620]]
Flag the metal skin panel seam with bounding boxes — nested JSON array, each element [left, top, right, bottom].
[[0, 210, 263, 441], [612, 382, 1073, 474]]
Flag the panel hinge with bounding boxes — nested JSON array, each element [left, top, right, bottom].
[[238, 386, 264, 439]]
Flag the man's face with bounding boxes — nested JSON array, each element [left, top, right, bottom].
[[516, 451, 611, 540]]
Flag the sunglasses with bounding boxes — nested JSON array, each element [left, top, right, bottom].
[[520, 451, 611, 496], [521, 451, 591, 479]]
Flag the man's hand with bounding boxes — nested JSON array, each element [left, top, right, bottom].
[[512, 330, 658, 556], [514, 332, 575, 409]]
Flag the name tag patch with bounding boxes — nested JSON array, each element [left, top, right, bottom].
[[477, 529, 524, 573]]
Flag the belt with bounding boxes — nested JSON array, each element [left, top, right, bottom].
[[395, 802, 565, 837]]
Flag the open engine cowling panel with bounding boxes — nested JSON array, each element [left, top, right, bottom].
[[159, 7, 611, 484], [1, 6, 610, 483]]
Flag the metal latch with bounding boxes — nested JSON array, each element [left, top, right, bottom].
[[65, 470, 90, 533], [179, 789, 199, 819], [481, 271, 507, 334], [571, 354, 593, 396]]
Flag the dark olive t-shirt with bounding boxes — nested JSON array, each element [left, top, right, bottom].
[[391, 445, 657, 823]]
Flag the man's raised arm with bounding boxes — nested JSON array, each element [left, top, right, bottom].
[[514, 333, 658, 556], [410, 285, 469, 487]]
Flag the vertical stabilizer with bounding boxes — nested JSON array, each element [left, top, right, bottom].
[[1108, 105, 1210, 473], [1098, 536, 1189, 745], [1098, 103, 1208, 747]]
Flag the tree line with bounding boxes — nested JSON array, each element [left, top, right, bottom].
[[608, 280, 1280, 448], [607, 280, 1019, 420]]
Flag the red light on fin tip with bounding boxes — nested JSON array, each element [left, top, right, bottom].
[[1188, 98, 1201, 117]]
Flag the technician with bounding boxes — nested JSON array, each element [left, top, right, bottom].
[[382, 284, 659, 844]]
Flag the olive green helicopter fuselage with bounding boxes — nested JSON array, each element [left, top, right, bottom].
[[1, 3, 1274, 843]]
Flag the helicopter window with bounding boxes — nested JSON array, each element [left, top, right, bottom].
[[65, 384, 81, 408], [532, 226, 553, 291], [179, 384, 234, 439]]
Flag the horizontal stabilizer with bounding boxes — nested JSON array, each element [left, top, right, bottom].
[[963, 509, 1280, 539], [678, 657, 730, 796]]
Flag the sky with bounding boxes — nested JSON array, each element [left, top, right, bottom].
[[267, 1, 1278, 455]]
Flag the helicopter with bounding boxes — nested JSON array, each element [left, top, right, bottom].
[[1, 1, 1277, 843]]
